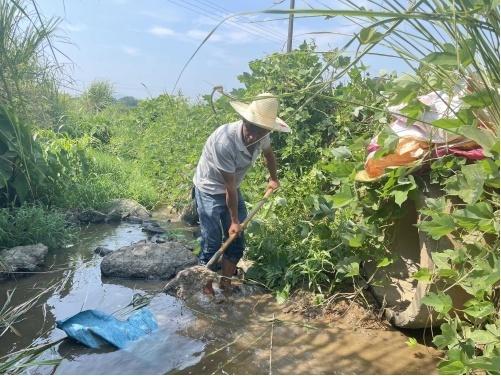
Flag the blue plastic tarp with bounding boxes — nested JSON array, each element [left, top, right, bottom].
[[56, 308, 158, 349]]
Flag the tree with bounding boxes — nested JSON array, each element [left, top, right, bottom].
[[83, 81, 115, 112]]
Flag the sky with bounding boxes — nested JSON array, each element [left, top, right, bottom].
[[37, 0, 410, 99]]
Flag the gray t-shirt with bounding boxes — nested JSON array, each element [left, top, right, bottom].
[[193, 120, 271, 194]]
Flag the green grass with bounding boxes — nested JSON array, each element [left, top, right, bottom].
[[0, 204, 75, 251]]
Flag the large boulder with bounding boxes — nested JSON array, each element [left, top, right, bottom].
[[0, 243, 48, 279], [78, 209, 107, 224], [100, 241, 197, 279], [104, 199, 151, 222]]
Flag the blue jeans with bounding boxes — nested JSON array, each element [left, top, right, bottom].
[[195, 187, 247, 267]]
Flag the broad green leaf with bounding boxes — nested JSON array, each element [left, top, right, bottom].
[[399, 101, 424, 120], [458, 126, 496, 158], [463, 300, 496, 318], [422, 292, 453, 315], [432, 251, 452, 270], [445, 164, 486, 204], [469, 329, 498, 344], [423, 39, 475, 68], [330, 146, 352, 159], [412, 268, 432, 282], [359, 27, 384, 44], [432, 118, 462, 133], [327, 185, 355, 209], [375, 127, 399, 158], [454, 202, 495, 233], [421, 197, 447, 216], [462, 90, 494, 108], [433, 322, 459, 349], [319, 160, 356, 178], [479, 159, 500, 188], [392, 189, 408, 207], [343, 232, 364, 248], [431, 251, 458, 278], [437, 360, 468, 375], [423, 51, 459, 66], [465, 355, 500, 374], [345, 262, 360, 277], [11, 172, 30, 203], [419, 216, 455, 240], [377, 257, 392, 268]]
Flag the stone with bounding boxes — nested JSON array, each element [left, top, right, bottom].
[[104, 199, 151, 222], [100, 241, 197, 279], [78, 209, 107, 224], [142, 221, 166, 234], [0, 243, 48, 279], [94, 246, 114, 256], [125, 216, 143, 224]]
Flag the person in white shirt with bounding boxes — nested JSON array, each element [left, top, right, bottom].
[[193, 93, 291, 293]]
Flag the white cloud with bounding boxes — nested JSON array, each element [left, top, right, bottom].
[[121, 46, 139, 56], [148, 26, 175, 37]]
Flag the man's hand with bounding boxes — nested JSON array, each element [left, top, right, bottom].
[[229, 221, 241, 237], [267, 179, 280, 192]]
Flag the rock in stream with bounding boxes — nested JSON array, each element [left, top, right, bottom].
[[100, 241, 197, 279], [0, 243, 48, 280]]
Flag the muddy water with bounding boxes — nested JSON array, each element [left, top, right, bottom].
[[0, 212, 441, 374]]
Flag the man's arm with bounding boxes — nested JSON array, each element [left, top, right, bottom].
[[220, 170, 241, 236], [262, 146, 279, 191]]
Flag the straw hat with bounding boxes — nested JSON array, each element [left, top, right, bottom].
[[230, 93, 291, 133]]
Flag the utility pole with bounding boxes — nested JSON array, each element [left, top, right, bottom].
[[286, 0, 295, 52]]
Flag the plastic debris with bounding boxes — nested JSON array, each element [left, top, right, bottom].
[[56, 308, 158, 349]]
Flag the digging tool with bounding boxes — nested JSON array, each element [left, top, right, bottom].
[[205, 187, 274, 271]]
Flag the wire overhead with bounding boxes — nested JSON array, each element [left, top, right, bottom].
[[166, 0, 285, 44], [192, 0, 287, 40]]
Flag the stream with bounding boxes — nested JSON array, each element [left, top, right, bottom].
[[0, 210, 441, 374]]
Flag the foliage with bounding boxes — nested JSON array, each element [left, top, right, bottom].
[[0, 1, 498, 374], [0, 203, 74, 251], [82, 81, 116, 113], [237, 41, 340, 169], [251, 1, 500, 374], [117, 96, 139, 108], [98, 94, 217, 208], [0, 0, 62, 129]]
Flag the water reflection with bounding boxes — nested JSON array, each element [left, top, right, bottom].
[[0, 222, 205, 374]]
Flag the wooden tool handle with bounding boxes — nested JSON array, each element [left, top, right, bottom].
[[205, 188, 274, 269]]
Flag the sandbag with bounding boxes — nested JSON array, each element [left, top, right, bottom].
[[56, 308, 158, 349]]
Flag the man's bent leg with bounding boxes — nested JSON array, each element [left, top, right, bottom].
[[220, 189, 247, 290], [195, 188, 226, 295], [195, 188, 225, 266]]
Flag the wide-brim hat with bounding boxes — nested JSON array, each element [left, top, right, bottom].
[[229, 93, 291, 133]]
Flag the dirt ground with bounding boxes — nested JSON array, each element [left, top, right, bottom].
[[281, 286, 392, 330]]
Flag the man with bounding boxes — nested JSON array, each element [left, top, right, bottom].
[[193, 93, 290, 294]]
